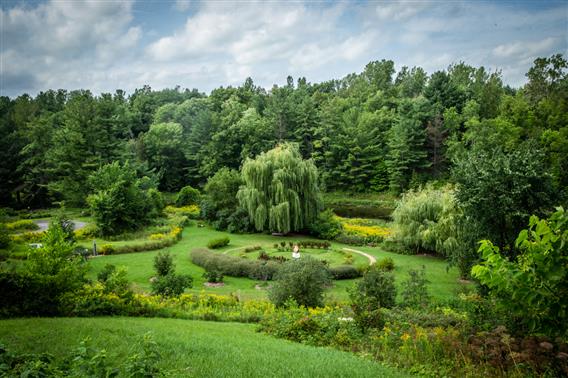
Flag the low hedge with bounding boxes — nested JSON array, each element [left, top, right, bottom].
[[329, 265, 362, 280], [191, 248, 280, 281], [5, 220, 39, 231], [207, 237, 230, 249]]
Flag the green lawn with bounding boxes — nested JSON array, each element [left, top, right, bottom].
[[0, 317, 407, 378], [87, 225, 466, 301]]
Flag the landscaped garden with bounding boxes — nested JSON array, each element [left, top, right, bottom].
[[1, 51, 567, 377]]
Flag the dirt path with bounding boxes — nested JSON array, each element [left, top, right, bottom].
[[33, 220, 87, 232], [341, 247, 377, 265]]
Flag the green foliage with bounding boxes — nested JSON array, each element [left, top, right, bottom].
[[0, 222, 87, 316], [87, 161, 158, 236], [153, 251, 174, 277], [191, 248, 281, 281], [4, 219, 39, 231], [328, 265, 362, 280], [375, 257, 395, 271], [452, 144, 554, 255], [392, 185, 462, 255], [268, 257, 331, 308], [348, 267, 396, 329], [237, 143, 322, 234], [401, 266, 430, 308], [151, 252, 192, 297], [309, 209, 343, 240], [206, 237, 230, 249], [0, 335, 162, 378], [472, 207, 568, 336], [151, 273, 193, 297], [175, 185, 200, 207], [0, 224, 10, 249], [202, 269, 224, 283]]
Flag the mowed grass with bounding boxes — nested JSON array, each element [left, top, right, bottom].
[[0, 317, 408, 378], [87, 225, 466, 302]]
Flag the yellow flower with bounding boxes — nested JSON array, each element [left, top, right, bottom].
[[401, 333, 411, 342]]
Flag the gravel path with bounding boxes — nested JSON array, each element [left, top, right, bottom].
[[33, 220, 87, 232], [341, 247, 377, 265]]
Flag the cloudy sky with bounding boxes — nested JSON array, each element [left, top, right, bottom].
[[1, 0, 567, 98]]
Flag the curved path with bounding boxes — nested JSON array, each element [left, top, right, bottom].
[[33, 220, 87, 232], [222, 244, 376, 266], [341, 247, 377, 265]]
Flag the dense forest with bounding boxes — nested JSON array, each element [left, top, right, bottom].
[[2, 54, 566, 209]]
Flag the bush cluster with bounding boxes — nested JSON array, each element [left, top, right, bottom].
[[375, 257, 395, 271], [175, 185, 200, 207], [207, 237, 230, 249], [269, 257, 331, 308], [309, 209, 343, 240], [151, 252, 192, 297], [4, 219, 39, 231], [97, 226, 183, 255], [243, 245, 262, 252], [328, 265, 362, 280], [191, 248, 280, 281]]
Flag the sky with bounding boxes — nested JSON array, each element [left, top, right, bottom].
[[1, 0, 567, 98]]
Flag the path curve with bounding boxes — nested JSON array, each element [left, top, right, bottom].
[[222, 246, 248, 255], [341, 247, 377, 265], [33, 220, 87, 232]]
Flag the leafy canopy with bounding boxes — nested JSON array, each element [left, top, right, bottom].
[[237, 143, 322, 234], [472, 207, 568, 336]]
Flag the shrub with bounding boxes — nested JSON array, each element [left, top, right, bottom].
[[376, 257, 395, 271], [0, 223, 10, 249], [0, 222, 87, 317], [268, 257, 331, 308], [87, 162, 157, 236], [154, 252, 174, 276], [4, 219, 39, 231], [207, 237, 230, 249], [244, 245, 262, 252], [164, 205, 200, 219], [309, 209, 343, 240], [99, 244, 115, 255], [203, 269, 224, 283], [335, 234, 366, 246], [147, 188, 165, 216], [190, 248, 281, 281], [329, 265, 362, 280], [472, 207, 568, 336], [151, 274, 192, 297], [74, 223, 98, 240], [349, 267, 396, 330], [401, 266, 430, 308], [175, 185, 200, 206], [151, 252, 192, 297]]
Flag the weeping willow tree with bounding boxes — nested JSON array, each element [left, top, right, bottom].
[[237, 143, 322, 234]]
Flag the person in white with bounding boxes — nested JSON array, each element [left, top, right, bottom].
[[292, 244, 301, 259]]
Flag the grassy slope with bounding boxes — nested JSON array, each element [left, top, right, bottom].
[[87, 225, 465, 301], [0, 317, 407, 378]]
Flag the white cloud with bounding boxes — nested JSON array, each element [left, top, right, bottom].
[[1, 0, 566, 96], [493, 37, 558, 59], [1, 0, 140, 95]]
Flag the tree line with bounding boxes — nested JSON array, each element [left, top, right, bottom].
[[0, 54, 566, 210]]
